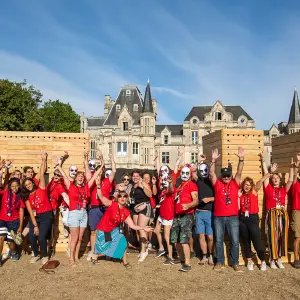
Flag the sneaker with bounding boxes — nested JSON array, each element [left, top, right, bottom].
[[87, 251, 93, 262], [232, 265, 244, 272], [294, 260, 300, 269], [155, 249, 166, 258], [49, 247, 55, 258], [179, 264, 192, 272], [198, 257, 208, 265], [147, 243, 153, 250], [270, 260, 278, 269], [208, 255, 214, 265], [66, 248, 70, 257], [169, 258, 183, 265], [214, 264, 225, 271], [10, 231, 23, 245], [276, 259, 285, 269], [30, 256, 40, 264], [41, 257, 49, 265], [163, 257, 175, 265], [138, 251, 148, 262], [247, 261, 254, 271], [11, 252, 19, 262], [260, 261, 267, 271], [2, 248, 10, 260]]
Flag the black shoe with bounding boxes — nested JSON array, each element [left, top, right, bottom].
[[163, 257, 174, 265], [179, 264, 192, 272], [170, 258, 183, 265]]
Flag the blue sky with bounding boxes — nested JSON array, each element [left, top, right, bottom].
[[1, 0, 300, 129]]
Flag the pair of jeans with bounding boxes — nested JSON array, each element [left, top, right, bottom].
[[239, 213, 265, 261], [29, 211, 53, 258], [214, 216, 239, 265]]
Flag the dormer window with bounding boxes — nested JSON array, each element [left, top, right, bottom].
[[133, 104, 138, 112], [126, 90, 131, 95], [123, 122, 128, 131], [116, 104, 121, 111], [214, 112, 222, 121]]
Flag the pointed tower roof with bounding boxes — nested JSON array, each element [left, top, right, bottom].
[[142, 81, 154, 113], [288, 88, 300, 124]]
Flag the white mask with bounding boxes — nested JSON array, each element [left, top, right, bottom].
[[160, 178, 169, 190], [88, 159, 96, 171], [105, 170, 112, 178], [181, 166, 191, 182], [198, 164, 209, 179], [69, 165, 78, 179], [160, 165, 169, 180]]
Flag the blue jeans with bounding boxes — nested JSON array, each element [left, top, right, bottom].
[[214, 216, 239, 265]]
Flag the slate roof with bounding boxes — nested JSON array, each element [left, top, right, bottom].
[[155, 125, 183, 136], [87, 117, 106, 127], [184, 105, 253, 121], [288, 89, 300, 124], [103, 85, 143, 126], [142, 82, 154, 113]]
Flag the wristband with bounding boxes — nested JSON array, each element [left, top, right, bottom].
[[34, 225, 38, 228], [4, 164, 11, 169], [239, 159, 244, 162]]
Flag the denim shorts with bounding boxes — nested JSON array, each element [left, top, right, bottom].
[[68, 209, 88, 228], [88, 207, 106, 231], [195, 210, 214, 235]]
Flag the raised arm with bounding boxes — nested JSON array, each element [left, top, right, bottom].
[[88, 162, 104, 188], [61, 192, 70, 207], [174, 149, 184, 174], [0, 159, 4, 188], [294, 153, 300, 184], [39, 151, 47, 189], [108, 153, 116, 183], [259, 152, 270, 187], [255, 172, 271, 192], [234, 146, 244, 185], [53, 157, 70, 189], [3, 159, 12, 188], [154, 150, 160, 175], [139, 179, 152, 198], [286, 158, 295, 193], [84, 151, 92, 182], [152, 176, 158, 196], [96, 179, 112, 207], [166, 176, 174, 193], [209, 149, 220, 185]]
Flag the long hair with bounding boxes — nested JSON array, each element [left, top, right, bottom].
[[21, 177, 37, 201], [7, 178, 21, 206], [241, 177, 255, 193]]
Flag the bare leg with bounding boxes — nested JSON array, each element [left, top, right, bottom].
[[207, 234, 214, 255], [132, 215, 140, 244], [189, 234, 194, 253], [90, 230, 96, 253], [75, 227, 86, 261], [154, 220, 163, 250], [0, 236, 5, 258], [122, 248, 128, 265], [69, 227, 79, 263], [182, 243, 191, 265], [164, 225, 173, 259], [137, 214, 150, 253], [175, 243, 184, 261], [199, 234, 207, 256]]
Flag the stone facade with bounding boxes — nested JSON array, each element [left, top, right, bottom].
[[81, 82, 256, 170]]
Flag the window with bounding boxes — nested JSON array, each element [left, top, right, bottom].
[[164, 135, 169, 145], [144, 148, 149, 164], [145, 118, 150, 134], [133, 142, 139, 155], [123, 122, 128, 131], [133, 104, 138, 111], [116, 104, 121, 111], [90, 139, 96, 159], [126, 90, 131, 95], [214, 112, 222, 120], [191, 153, 198, 163], [117, 142, 127, 157], [192, 131, 198, 144], [162, 152, 170, 164], [108, 143, 112, 155], [192, 118, 198, 124], [271, 134, 277, 138]]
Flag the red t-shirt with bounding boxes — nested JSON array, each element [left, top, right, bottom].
[[46, 180, 66, 210], [292, 181, 300, 210], [90, 182, 103, 207], [68, 182, 91, 211], [26, 187, 52, 215], [97, 201, 130, 232], [239, 192, 259, 214], [264, 184, 286, 210], [0, 189, 25, 221], [102, 178, 113, 199], [213, 179, 239, 217], [32, 177, 39, 186], [175, 180, 198, 215]]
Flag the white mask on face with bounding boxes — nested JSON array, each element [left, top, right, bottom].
[[69, 165, 78, 179], [160, 165, 169, 180], [105, 170, 112, 178], [88, 159, 96, 171], [198, 164, 209, 179], [181, 167, 191, 182]]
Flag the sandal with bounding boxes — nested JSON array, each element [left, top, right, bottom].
[[123, 263, 132, 269], [91, 258, 99, 265]]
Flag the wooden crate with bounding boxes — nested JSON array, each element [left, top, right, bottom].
[[272, 132, 300, 173]]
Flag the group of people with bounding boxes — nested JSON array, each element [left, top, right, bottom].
[[0, 147, 300, 273]]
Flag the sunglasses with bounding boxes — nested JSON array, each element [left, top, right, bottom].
[[118, 194, 128, 198], [54, 173, 61, 177], [123, 178, 130, 181], [222, 175, 231, 178]]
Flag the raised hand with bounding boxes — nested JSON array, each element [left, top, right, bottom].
[[198, 153, 206, 162], [152, 176, 157, 184], [235, 146, 244, 159], [0, 159, 5, 170], [52, 156, 60, 166], [296, 152, 300, 163], [258, 151, 264, 159], [212, 149, 220, 161], [40, 151, 48, 161], [4, 159, 12, 168], [96, 176, 101, 186], [270, 163, 278, 173], [291, 157, 296, 168]]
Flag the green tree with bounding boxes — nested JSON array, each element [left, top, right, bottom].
[[38, 100, 80, 132], [0, 79, 42, 131]]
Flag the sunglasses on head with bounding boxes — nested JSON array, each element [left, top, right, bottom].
[[54, 173, 61, 177]]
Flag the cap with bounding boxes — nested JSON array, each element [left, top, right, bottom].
[[221, 167, 232, 178]]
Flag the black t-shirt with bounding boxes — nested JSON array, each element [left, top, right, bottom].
[[195, 178, 214, 211]]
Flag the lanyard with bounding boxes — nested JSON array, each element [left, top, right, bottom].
[[241, 194, 250, 210], [75, 184, 86, 203]]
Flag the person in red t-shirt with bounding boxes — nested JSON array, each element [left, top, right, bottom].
[[91, 186, 153, 268], [239, 173, 270, 271], [21, 152, 53, 265], [170, 166, 198, 272], [0, 173, 25, 265], [210, 147, 244, 272], [260, 154, 293, 269]]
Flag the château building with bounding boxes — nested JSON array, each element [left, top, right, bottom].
[[81, 81, 255, 169]]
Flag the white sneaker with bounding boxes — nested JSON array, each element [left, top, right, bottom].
[[2, 248, 10, 260], [87, 251, 93, 261], [147, 243, 152, 250], [270, 260, 278, 269], [66, 248, 70, 257], [276, 259, 285, 269], [260, 261, 267, 271], [30, 256, 40, 264], [41, 257, 49, 265], [138, 251, 148, 262], [247, 261, 254, 271]]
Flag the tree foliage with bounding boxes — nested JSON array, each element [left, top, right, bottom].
[[0, 79, 80, 133]]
